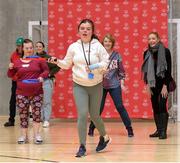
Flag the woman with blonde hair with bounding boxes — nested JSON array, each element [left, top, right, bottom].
[[88, 33, 134, 137]]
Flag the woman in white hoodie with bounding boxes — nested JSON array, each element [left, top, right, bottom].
[[49, 19, 111, 157]]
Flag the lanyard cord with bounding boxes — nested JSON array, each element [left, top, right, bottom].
[[107, 52, 116, 69], [81, 40, 91, 65]]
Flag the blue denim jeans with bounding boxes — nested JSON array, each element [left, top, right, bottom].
[[90, 86, 132, 129], [100, 86, 132, 128], [41, 78, 54, 121]]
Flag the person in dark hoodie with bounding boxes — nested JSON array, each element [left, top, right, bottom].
[[141, 32, 172, 139], [88, 33, 134, 137], [4, 37, 24, 127], [35, 41, 60, 128]]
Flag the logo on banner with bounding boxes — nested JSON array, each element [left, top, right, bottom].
[[58, 4, 64, 12], [132, 3, 138, 11], [133, 105, 139, 113], [113, 17, 120, 24], [77, 4, 82, 12], [133, 80, 139, 88], [142, 99, 149, 107], [142, 10, 148, 17], [59, 93, 64, 100], [114, 4, 120, 11], [123, 23, 129, 31], [123, 10, 129, 18]]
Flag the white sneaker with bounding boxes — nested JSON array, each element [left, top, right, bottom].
[[17, 136, 28, 144], [43, 121, 49, 128], [34, 135, 43, 144]]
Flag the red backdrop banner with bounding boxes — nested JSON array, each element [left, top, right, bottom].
[[48, 0, 168, 118]]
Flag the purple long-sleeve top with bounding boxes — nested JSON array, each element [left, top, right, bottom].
[[103, 51, 125, 89], [7, 58, 49, 96]]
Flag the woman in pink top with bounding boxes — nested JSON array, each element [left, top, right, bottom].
[[7, 39, 49, 144]]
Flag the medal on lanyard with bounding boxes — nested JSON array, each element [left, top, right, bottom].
[[81, 40, 94, 79]]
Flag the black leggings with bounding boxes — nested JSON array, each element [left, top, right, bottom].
[[150, 87, 168, 114]]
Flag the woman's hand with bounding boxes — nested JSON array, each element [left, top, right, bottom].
[[9, 63, 14, 69], [38, 77, 44, 82], [161, 84, 168, 98], [121, 80, 127, 91], [146, 85, 153, 96], [48, 57, 58, 64]]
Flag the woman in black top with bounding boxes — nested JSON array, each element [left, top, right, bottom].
[[141, 32, 172, 139]]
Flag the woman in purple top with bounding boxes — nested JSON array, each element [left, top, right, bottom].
[[88, 34, 134, 137], [7, 39, 49, 144]]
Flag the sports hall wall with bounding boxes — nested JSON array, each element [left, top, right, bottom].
[[48, 0, 168, 118]]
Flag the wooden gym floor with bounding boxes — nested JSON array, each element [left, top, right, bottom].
[[0, 116, 179, 163]]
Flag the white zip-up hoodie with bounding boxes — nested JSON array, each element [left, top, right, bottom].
[[57, 38, 109, 86]]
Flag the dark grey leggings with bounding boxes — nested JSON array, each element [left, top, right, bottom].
[[73, 82, 106, 145]]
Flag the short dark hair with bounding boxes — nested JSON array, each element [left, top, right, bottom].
[[23, 39, 33, 46]]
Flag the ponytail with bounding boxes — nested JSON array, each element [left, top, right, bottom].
[[91, 34, 99, 40]]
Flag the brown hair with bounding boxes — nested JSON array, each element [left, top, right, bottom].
[[78, 18, 99, 40], [35, 41, 45, 48], [22, 39, 34, 57], [23, 39, 34, 47], [148, 31, 161, 40], [102, 33, 115, 48]]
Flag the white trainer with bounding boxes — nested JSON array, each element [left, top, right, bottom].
[[43, 121, 49, 128], [18, 136, 28, 144], [34, 135, 43, 144]]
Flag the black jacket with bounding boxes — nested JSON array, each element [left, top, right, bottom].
[[143, 48, 172, 88]]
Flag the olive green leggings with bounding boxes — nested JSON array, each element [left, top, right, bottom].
[[73, 82, 106, 145]]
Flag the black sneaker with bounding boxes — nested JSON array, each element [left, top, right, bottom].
[[96, 136, 111, 152], [149, 130, 159, 137], [75, 144, 86, 157], [88, 127, 95, 137], [4, 121, 14, 127], [127, 127, 134, 137]]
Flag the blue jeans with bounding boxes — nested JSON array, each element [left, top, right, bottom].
[[41, 78, 54, 121], [90, 86, 132, 129]]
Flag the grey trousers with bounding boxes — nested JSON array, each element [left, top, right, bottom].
[[73, 82, 106, 145], [41, 78, 54, 121]]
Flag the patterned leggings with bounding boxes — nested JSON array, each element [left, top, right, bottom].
[[16, 94, 43, 128]]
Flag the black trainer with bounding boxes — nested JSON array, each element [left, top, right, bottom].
[[88, 127, 95, 137], [75, 144, 86, 157], [4, 121, 14, 127], [96, 136, 111, 152], [149, 130, 159, 137], [127, 127, 134, 137]]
